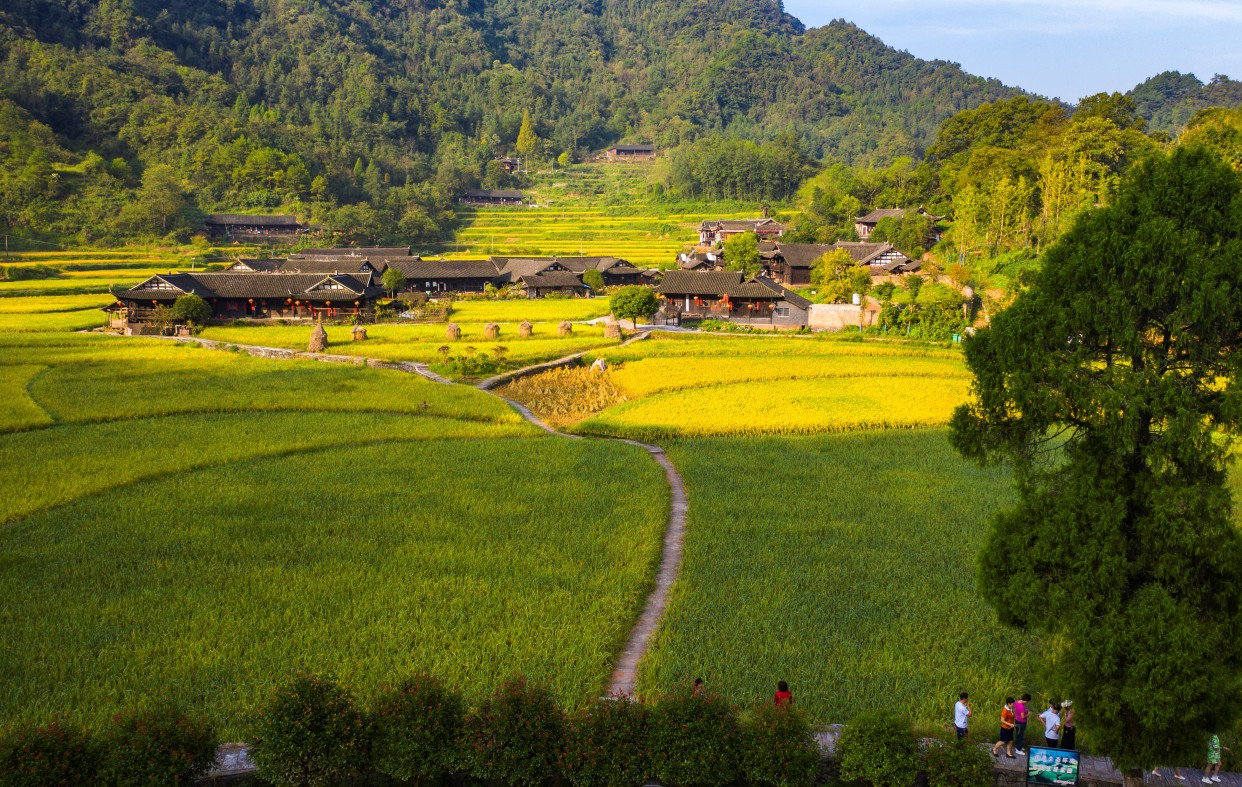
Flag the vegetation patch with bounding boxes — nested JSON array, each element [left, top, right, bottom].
[[496, 366, 628, 427]]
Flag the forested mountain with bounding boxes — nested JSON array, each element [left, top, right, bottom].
[[0, 0, 1026, 244], [1127, 71, 1242, 134]]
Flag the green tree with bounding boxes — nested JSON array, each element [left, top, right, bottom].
[[382, 268, 407, 297], [581, 269, 605, 292], [723, 231, 761, 277], [140, 164, 184, 234], [949, 147, 1242, 782], [516, 111, 539, 169], [170, 293, 212, 325], [810, 248, 853, 287], [1074, 91, 1147, 131], [609, 285, 658, 328]]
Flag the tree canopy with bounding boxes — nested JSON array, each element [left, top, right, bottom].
[[610, 286, 658, 329], [950, 146, 1242, 774], [722, 232, 762, 278]]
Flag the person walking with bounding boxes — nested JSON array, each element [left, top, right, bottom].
[[1039, 699, 1061, 748], [954, 692, 973, 740], [1014, 693, 1030, 755], [1059, 701, 1076, 750], [992, 697, 1017, 758], [774, 681, 793, 707], [1202, 734, 1229, 783]]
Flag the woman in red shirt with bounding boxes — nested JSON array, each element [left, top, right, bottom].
[[992, 697, 1017, 758], [774, 681, 793, 706]]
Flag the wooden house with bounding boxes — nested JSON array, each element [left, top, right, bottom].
[[551, 256, 646, 286], [204, 214, 311, 240], [459, 189, 524, 206], [854, 207, 946, 242], [654, 270, 811, 328], [115, 272, 385, 322], [761, 242, 918, 286], [698, 218, 786, 246], [387, 259, 502, 294], [605, 144, 657, 159], [514, 271, 589, 298]]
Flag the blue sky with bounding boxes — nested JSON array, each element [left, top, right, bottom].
[[783, 1, 1242, 103]]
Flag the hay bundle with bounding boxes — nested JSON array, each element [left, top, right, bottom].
[[446, 323, 461, 341], [603, 317, 622, 340], [307, 325, 328, 352], [557, 320, 573, 336], [351, 325, 368, 342], [519, 320, 533, 338], [483, 323, 500, 340]]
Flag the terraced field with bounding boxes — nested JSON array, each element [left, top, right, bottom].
[[0, 249, 249, 296]]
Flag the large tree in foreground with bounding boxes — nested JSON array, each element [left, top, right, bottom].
[[950, 146, 1242, 781]]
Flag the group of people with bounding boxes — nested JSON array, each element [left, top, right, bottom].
[[953, 693, 1075, 756]]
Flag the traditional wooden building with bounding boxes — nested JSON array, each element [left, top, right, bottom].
[[760, 242, 918, 286], [854, 206, 946, 242], [605, 144, 657, 159], [654, 270, 811, 327], [550, 256, 646, 286], [833, 242, 917, 275], [115, 272, 385, 321], [515, 271, 589, 298], [204, 214, 311, 240], [698, 218, 786, 246], [387, 259, 502, 294], [459, 189, 524, 206], [677, 251, 724, 271]]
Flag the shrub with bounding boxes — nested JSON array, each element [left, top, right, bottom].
[[561, 694, 651, 787], [836, 710, 919, 787], [371, 675, 466, 782], [582, 269, 606, 293], [741, 704, 821, 787], [922, 740, 993, 787], [609, 286, 658, 328], [466, 675, 564, 787], [249, 674, 370, 787], [96, 708, 218, 785], [0, 720, 99, 785], [647, 685, 742, 787], [170, 294, 212, 325]]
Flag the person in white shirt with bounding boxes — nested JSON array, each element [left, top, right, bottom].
[[1039, 700, 1061, 748], [954, 692, 973, 740]]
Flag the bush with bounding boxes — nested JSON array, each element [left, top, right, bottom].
[[922, 740, 993, 787], [582, 269, 606, 293], [741, 704, 821, 787], [371, 675, 466, 782], [249, 674, 370, 787], [466, 675, 564, 787], [96, 708, 218, 786], [609, 285, 658, 328], [0, 721, 99, 785], [561, 695, 651, 787], [170, 294, 212, 325], [648, 685, 742, 787], [836, 710, 919, 787]]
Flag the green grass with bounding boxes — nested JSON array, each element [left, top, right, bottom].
[[0, 294, 118, 313], [448, 298, 612, 323], [0, 437, 668, 737], [637, 430, 1032, 726], [0, 309, 107, 332], [0, 364, 52, 432]]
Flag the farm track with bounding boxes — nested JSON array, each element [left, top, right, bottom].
[[144, 330, 688, 697]]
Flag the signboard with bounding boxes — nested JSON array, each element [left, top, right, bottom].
[[1027, 746, 1080, 787]]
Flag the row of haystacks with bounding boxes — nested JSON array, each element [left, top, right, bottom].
[[307, 318, 623, 352]]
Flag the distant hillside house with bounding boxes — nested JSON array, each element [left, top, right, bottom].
[[853, 206, 945, 241], [459, 189, 524, 206], [760, 241, 917, 286], [205, 214, 311, 240], [677, 250, 724, 271], [698, 218, 786, 246], [116, 272, 384, 321], [494, 156, 520, 173], [292, 247, 412, 259], [605, 144, 656, 159], [654, 270, 811, 328]]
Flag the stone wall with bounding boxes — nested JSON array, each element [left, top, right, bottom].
[[807, 302, 880, 331]]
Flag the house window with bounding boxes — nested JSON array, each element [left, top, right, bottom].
[[775, 306, 790, 317]]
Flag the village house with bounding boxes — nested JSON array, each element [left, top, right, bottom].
[[547, 256, 647, 286], [677, 250, 725, 271], [204, 214, 315, 240], [698, 218, 786, 246], [114, 271, 385, 322], [760, 241, 918, 286], [494, 156, 520, 173], [605, 144, 657, 159], [853, 206, 946, 242], [458, 189, 524, 206], [654, 270, 811, 328]]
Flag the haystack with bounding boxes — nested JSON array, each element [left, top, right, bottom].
[[483, 323, 500, 340], [603, 317, 622, 340], [446, 323, 461, 341], [351, 325, 368, 342], [592, 358, 608, 373], [518, 320, 533, 338], [557, 320, 573, 336], [307, 325, 328, 352]]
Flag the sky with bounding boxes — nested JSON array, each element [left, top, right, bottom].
[[782, 0, 1242, 103]]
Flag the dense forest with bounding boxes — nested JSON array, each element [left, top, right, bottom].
[[1, 0, 1240, 248]]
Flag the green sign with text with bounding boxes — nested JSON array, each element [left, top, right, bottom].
[[1027, 747, 1080, 787]]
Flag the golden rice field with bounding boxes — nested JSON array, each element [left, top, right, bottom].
[[447, 298, 613, 323]]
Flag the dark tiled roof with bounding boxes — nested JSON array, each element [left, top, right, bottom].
[[388, 259, 501, 279], [206, 214, 301, 226], [657, 271, 809, 306], [277, 259, 380, 274], [756, 277, 813, 309], [855, 206, 946, 224], [119, 273, 381, 302], [226, 259, 283, 272], [461, 189, 523, 199], [495, 258, 564, 282], [832, 242, 908, 266], [699, 218, 785, 232], [766, 243, 838, 268], [519, 271, 585, 288], [609, 144, 655, 153]]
